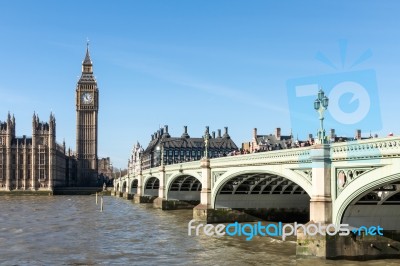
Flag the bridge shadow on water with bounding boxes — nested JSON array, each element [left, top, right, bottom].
[[240, 208, 310, 223]]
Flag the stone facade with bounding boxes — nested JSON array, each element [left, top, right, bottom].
[[128, 142, 143, 176], [242, 127, 298, 153], [0, 113, 69, 190]]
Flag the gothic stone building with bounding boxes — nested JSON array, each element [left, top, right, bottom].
[[0, 113, 70, 190]]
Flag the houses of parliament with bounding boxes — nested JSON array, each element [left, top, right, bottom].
[[0, 46, 108, 191]]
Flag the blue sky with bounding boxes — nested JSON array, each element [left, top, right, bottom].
[[1, 1, 399, 168]]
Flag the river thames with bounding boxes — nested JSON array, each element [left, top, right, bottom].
[[0, 195, 399, 265]]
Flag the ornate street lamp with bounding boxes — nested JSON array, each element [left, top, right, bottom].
[[203, 126, 209, 159], [156, 144, 164, 166], [314, 88, 329, 144]]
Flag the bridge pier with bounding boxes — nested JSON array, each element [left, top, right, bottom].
[[297, 144, 333, 258], [134, 195, 157, 203], [130, 174, 155, 203], [193, 158, 213, 221], [191, 158, 250, 222], [309, 144, 332, 224], [153, 165, 167, 209], [297, 224, 400, 259], [123, 192, 133, 200]]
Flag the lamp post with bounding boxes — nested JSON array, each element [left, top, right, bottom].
[[314, 88, 329, 144], [156, 144, 164, 166], [204, 126, 209, 159]]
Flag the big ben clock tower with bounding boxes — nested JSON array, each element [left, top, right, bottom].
[[76, 44, 99, 186]]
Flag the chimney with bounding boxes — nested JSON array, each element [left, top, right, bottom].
[[223, 127, 230, 138], [275, 127, 281, 140], [212, 131, 215, 139], [253, 128, 257, 140], [218, 129, 222, 138], [163, 125, 170, 138], [160, 128, 164, 136], [308, 133, 313, 140], [355, 129, 361, 140], [181, 125, 190, 138], [151, 134, 154, 141]]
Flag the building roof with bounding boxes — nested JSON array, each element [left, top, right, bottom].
[[160, 137, 237, 150], [143, 126, 238, 155]]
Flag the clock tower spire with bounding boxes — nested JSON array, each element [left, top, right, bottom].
[[75, 43, 99, 186], [82, 41, 93, 73]]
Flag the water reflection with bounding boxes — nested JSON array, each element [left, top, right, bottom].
[[0, 196, 399, 265]]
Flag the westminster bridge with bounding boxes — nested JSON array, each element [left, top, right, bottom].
[[114, 136, 400, 259]]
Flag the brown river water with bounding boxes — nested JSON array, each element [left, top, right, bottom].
[[0, 195, 399, 265]]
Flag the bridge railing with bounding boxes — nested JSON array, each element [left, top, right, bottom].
[[331, 136, 400, 161], [139, 161, 201, 177], [164, 161, 201, 171], [138, 147, 312, 176], [209, 146, 312, 168]]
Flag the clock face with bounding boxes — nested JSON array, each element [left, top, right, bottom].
[[81, 92, 93, 104]]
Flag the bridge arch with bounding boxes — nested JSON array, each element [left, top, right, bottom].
[[130, 178, 138, 194], [212, 169, 311, 222], [212, 168, 312, 208], [334, 165, 400, 228], [143, 176, 159, 197], [166, 174, 202, 201], [122, 181, 127, 192]]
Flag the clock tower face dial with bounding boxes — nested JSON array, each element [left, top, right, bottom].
[[81, 92, 93, 104]]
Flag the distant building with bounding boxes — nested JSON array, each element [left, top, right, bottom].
[[98, 157, 112, 185], [242, 128, 374, 153], [128, 142, 144, 176], [329, 128, 373, 142], [141, 125, 238, 170], [242, 127, 300, 153]]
